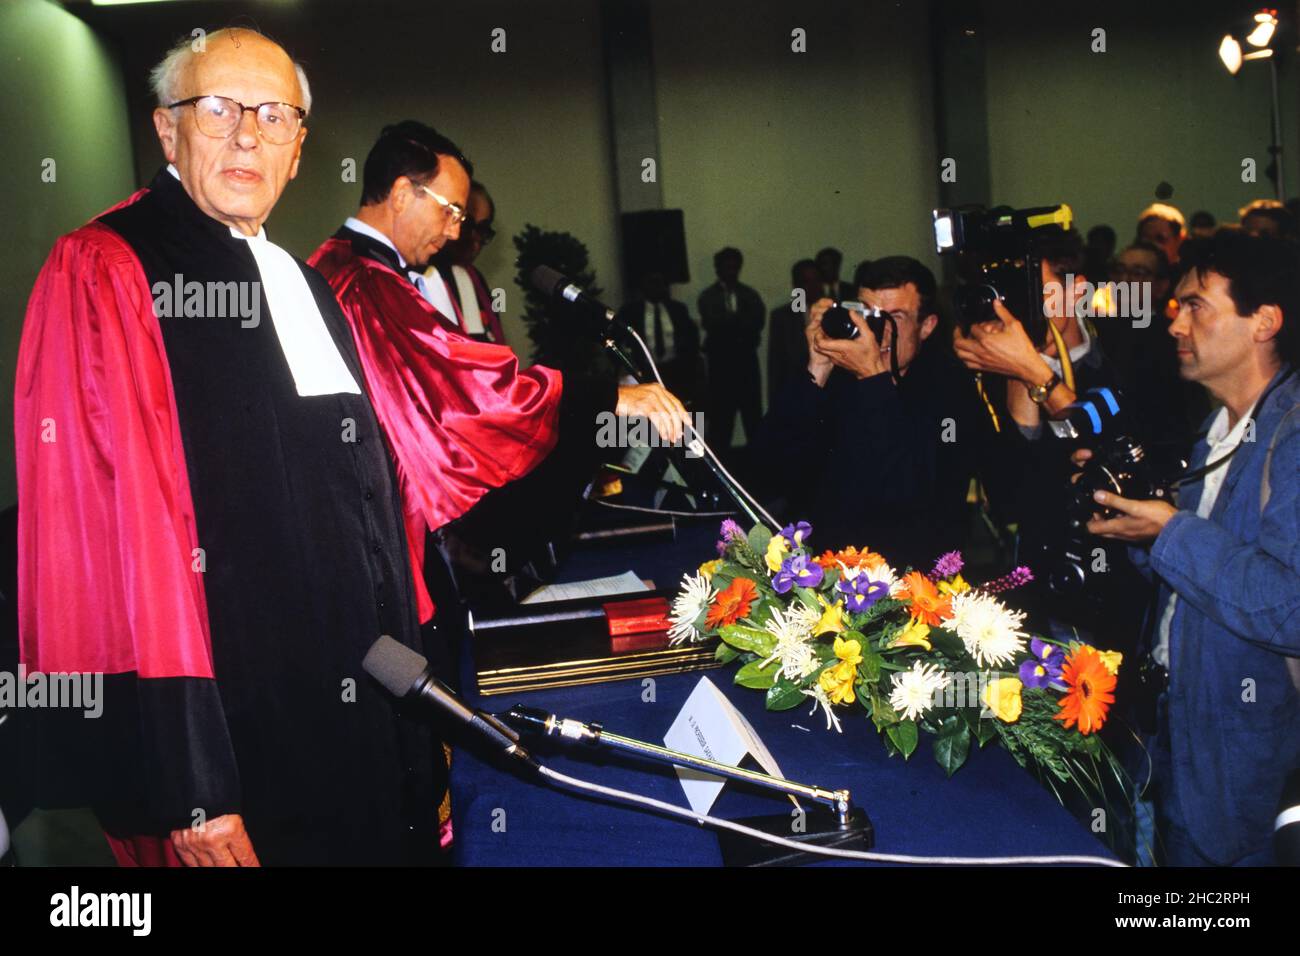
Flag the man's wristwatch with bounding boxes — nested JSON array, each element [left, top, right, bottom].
[[1027, 370, 1061, 406]]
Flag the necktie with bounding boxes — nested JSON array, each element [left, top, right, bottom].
[[653, 303, 665, 358]]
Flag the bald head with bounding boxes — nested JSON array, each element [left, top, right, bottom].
[[151, 29, 311, 235]]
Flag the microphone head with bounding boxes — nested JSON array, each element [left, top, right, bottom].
[[529, 264, 567, 298], [363, 635, 430, 697]]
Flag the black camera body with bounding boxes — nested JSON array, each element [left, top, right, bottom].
[[1045, 387, 1171, 596], [932, 204, 1073, 347], [821, 301, 889, 342]]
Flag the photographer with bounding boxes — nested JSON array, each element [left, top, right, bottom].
[[1085, 231, 1300, 866], [951, 231, 1145, 647], [756, 257, 1005, 569]]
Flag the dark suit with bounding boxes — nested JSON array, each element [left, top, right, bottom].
[[698, 281, 765, 448], [615, 297, 704, 406], [767, 304, 810, 407]]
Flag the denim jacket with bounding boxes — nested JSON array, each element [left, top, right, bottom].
[[1143, 365, 1300, 864]]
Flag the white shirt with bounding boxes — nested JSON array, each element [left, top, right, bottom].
[[451, 264, 486, 336], [1152, 406, 1251, 666], [344, 216, 407, 269]]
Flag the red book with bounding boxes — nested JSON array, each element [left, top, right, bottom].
[[604, 597, 672, 636]]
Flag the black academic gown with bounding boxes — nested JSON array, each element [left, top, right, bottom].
[[92, 169, 442, 865]]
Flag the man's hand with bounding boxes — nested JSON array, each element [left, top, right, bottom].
[[616, 383, 691, 444], [170, 813, 260, 867], [1086, 490, 1178, 543], [953, 298, 1051, 384], [808, 300, 889, 381], [805, 298, 837, 387]]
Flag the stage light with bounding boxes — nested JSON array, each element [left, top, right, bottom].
[[1244, 48, 1275, 61], [1220, 34, 1243, 74], [1247, 11, 1278, 48]]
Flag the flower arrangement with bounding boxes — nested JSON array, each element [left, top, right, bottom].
[[671, 520, 1125, 791]]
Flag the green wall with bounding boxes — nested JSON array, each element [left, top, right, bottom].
[[0, 0, 136, 508], [983, 0, 1300, 242]]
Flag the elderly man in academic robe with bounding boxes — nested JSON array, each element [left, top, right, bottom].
[[18, 29, 450, 866]]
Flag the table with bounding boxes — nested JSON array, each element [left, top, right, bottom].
[[448, 518, 1115, 866]]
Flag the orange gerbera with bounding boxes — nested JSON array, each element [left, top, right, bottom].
[[814, 545, 887, 571], [1054, 645, 1116, 735], [706, 577, 758, 630], [897, 571, 952, 626]]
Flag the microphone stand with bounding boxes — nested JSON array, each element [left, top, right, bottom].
[[503, 704, 873, 865], [597, 313, 772, 530]]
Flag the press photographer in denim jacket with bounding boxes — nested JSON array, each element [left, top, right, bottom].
[[1086, 232, 1300, 865]]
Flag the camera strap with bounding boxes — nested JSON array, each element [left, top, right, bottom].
[[1169, 364, 1296, 490]]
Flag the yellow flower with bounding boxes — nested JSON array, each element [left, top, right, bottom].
[[819, 660, 857, 705], [833, 636, 863, 668], [983, 676, 1023, 723], [890, 620, 932, 651], [937, 574, 971, 596], [813, 596, 846, 635], [765, 534, 789, 572], [698, 559, 722, 581], [1098, 650, 1123, 676]]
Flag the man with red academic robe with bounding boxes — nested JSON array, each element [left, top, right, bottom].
[[16, 30, 491, 866], [309, 121, 691, 625]]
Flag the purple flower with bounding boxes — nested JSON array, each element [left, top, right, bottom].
[[836, 574, 889, 613], [772, 553, 824, 594], [779, 521, 813, 548], [716, 518, 745, 556], [1018, 637, 1064, 689], [980, 565, 1034, 595], [929, 550, 964, 580]]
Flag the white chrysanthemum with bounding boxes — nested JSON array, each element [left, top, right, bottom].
[[802, 683, 844, 733], [943, 591, 1028, 667], [841, 560, 902, 596], [759, 605, 818, 682], [889, 661, 950, 722], [668, 572, 715, 645]]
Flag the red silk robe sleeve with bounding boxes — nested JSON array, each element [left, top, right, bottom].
[[16, 221, 239, 845], [309, 240, 563, 620]]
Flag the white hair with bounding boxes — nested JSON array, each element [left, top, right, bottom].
[[149, 30, 313, 115]]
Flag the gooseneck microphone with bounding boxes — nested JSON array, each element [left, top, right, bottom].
[[529, 265, 616, 323], [362, 636, 540, 774]]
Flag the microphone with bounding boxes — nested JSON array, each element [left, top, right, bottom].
[[528, 265, 616, 323], [362, 636, 540, 775]]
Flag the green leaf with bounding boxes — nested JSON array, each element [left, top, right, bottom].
[[856, 638, 882, 683], [794, 587, 821, 614], [766, 677, 806, 711], [714, 642, 741, 664], [746, 525, 773, 560], [868, 687, 899, 730], [886, 720, 919, 759], [734, 658, 778, 689], [927, 627, 966, 659], [718, 624, 776, 657], [933, 716, 972, 777]]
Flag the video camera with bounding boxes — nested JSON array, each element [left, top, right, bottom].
[[932, 203, 1074, 347]]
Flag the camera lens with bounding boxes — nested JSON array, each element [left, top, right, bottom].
[[821, 305, 860, 340]]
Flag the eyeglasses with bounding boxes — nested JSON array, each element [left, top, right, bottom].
[[472, 220, 496, 244], [167, 95, 306, 145], [415, 183, 468, 225]]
